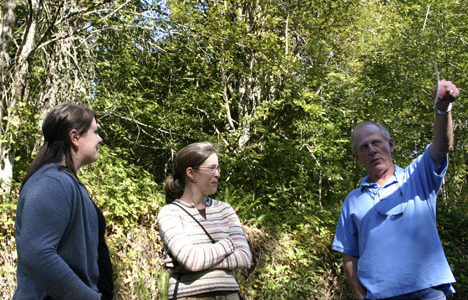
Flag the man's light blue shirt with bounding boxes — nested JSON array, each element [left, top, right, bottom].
[[332, 146, 455, 299]]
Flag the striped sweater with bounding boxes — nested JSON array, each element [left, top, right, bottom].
[[157, 198, 252, 298]]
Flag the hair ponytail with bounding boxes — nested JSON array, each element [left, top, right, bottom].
[[165, 175, 184, 204]]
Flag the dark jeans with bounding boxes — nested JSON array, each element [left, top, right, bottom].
[[369, 284, 450, 300], [178, 291, 240, 300]]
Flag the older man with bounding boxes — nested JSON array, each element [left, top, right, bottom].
[[332, 80, 459, 300]]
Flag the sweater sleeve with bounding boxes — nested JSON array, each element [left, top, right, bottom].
[[157, 205, 235, 272], [214, 205, 252, 270], [16, 177, 100, 300]]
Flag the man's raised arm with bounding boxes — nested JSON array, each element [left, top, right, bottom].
[[429, 80, 459, 171]]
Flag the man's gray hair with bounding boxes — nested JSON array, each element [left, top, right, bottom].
[[351, 122, 391, 154]]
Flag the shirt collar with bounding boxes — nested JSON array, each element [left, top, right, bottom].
[[360, 165, 404, 191]]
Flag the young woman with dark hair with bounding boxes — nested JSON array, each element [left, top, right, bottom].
[[14, 103, 113, 300]]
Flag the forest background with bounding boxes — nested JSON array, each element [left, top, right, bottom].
[[1, 0, 467, 299]]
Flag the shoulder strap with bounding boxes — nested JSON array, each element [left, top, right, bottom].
[[171, 202, 216, 244]]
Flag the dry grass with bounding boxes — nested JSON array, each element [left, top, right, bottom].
[[110, 223, 167, 300], [238, 225, 346, 300], [0, 234, 17, 299], [0, 198, 17, 299]]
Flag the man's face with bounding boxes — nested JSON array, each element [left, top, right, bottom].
[[353, 124, 394, 182]]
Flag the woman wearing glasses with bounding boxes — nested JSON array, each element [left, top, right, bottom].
[[157, 141, 252, 300]]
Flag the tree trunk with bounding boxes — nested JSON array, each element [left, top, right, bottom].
[[0, 0, 20, 194]]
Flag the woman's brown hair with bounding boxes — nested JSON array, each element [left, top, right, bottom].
[[21, 103, 96, 189], [165, 141, 217, 203]]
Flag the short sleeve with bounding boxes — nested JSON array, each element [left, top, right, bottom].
[[332, 198, 359, 257]]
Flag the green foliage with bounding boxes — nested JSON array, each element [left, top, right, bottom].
[[233, 213, 347, 299], [438, 205, 468, 296], [158, 270, 169, 300], [80, 146, 165, 230]]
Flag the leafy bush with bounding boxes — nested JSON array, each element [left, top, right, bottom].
[[80, 146, 165, 230]]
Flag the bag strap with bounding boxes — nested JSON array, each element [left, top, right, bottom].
[[171, 202, 216, 244], [172, 273, 181, 300]]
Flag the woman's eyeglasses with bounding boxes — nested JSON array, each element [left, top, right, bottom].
[[196, 166, 221, 173]]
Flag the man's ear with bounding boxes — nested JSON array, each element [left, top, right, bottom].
[[389, 138, 395, 153], [69, 129, 80, 148], [352, 153, 359, 163]]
